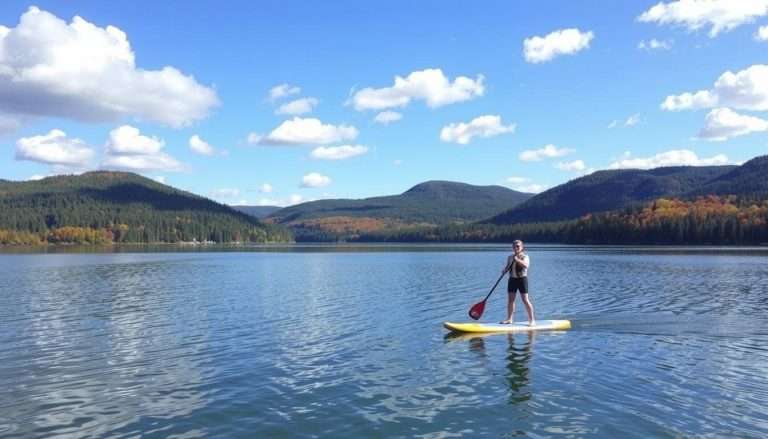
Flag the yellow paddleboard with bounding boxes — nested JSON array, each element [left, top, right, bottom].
[[443, 320, 571, 333]]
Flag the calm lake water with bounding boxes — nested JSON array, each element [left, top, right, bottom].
[[1, 244, 767, 438]]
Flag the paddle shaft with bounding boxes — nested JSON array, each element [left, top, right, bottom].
[[482, 268, 508, 302]]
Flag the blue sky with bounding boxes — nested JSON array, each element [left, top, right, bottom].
[[1, 1, 767, 206]]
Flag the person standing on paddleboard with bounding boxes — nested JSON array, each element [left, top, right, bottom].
[[500, 240, 536, 326]]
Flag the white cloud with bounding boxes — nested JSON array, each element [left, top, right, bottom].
[[15, 129, 94, 166], [373, 111, 403, 124], [757, 25, 768, 41], [288, 194, 304, 205], [152, 176, 166, 184], [638, 0, 768, 37], [28, 174, 47, 181], [276, 97, 319, 115], [310, 145, 368, 160], [350, 68, 485, 111], [519, 144, 574, 161], [106, 125, 163, 155], [393, 159, 403, 166], [523, 28, 594, 63], [259, 183, 273, 193], [505, 176, 546, 193], [608, 149, 729, 169], [662, 64, 768, 111], [0, 7, 218, 128], [103, 125, 183, 172], [102, 153, 183, 172], [189, 134, 215, 156], [249, 117, 358, 145], [301, 172, 331, 188], [698, 107, 768, 140], [625, 113, 641, 126], [608, 120, 619, 129], [269, 83, 300, 101], [638, 38, 673, 50], [209, 188, 240, 199], [440, 115, 515, 145], [556, 160, 587, 171]]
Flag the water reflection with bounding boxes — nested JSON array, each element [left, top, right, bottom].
[[505, 332, 535, 404]]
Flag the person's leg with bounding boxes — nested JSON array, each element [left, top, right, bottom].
[[520, 293, 535, 325], [501, 291, 517, 324]]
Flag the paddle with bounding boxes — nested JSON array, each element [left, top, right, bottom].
[[468, 268, 508, 320]]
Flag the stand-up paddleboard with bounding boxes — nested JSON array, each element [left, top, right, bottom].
[[443, 320, 571, 333]]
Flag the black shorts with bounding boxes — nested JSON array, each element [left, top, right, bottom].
[[508, 277, 528, 294]]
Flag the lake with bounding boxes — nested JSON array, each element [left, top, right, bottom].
[[1, 244, 767, 438]]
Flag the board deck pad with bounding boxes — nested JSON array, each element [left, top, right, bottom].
[[443, 320, 571, 333]]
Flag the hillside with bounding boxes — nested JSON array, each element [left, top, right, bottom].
[[232, 205, 282, 219], [487, 165, 737, 224], [271, 181, 531, 224], [0, 172, 291, 244], [689, 155, 768, 197]]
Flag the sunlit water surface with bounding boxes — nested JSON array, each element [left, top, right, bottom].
[[1, 245, 767, 438]]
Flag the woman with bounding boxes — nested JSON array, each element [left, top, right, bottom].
[[500, 240, 536, 326]]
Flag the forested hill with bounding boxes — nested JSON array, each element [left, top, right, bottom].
[[232, 205, 282, 219], [269, 180, 533, 225], [689, 155, 768, 196], [486, 164, 739, 225], [0, 172, 291, 244]]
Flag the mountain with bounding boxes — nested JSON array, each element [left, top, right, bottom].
[[270, 181, 532, 224], [0, 171, 291, 243], [232, 205, 282, 219], [689, 155, 768, 197], [268, 181, 533, 240], [487, 165, 737, 224]]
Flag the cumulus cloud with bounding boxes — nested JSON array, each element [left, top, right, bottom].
[[556, 160, 587, 171], [310, 145, 368, 160], [301, 172, 331, 188], [350, 68, 484, 111], [102, 153, 183, 172], [0, 7, 218, 129], [638, 38, 673, 50], [757, 25, 768, 41], [188, 134, 215, 156], [638, 0, 768, 37], [103, 125, 183, 172], [15, 129, 94, 166], [373, 111, 403, 125], [259, 183, 273, 193], [276, 97, 319, 115], [106, 125, 163, 155], [608, 149, 729, 169], [523, 28, 594, 63], [269, 83, 300, 101], [662, 64, 768, 111], [440, 115, 515, 145], [208, 188, 240, 199], [519, 144, 574, 161], [248, 117, 358, 145], [505, 176, 547, 193], [698, 107, 768, 141]]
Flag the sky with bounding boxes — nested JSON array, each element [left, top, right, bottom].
[[1, 0, 767, 206]]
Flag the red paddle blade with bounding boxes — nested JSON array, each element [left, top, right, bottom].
[[468, 300, 486, 320]]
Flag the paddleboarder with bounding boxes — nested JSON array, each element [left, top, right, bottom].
[[500, 240, 535, 326]]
